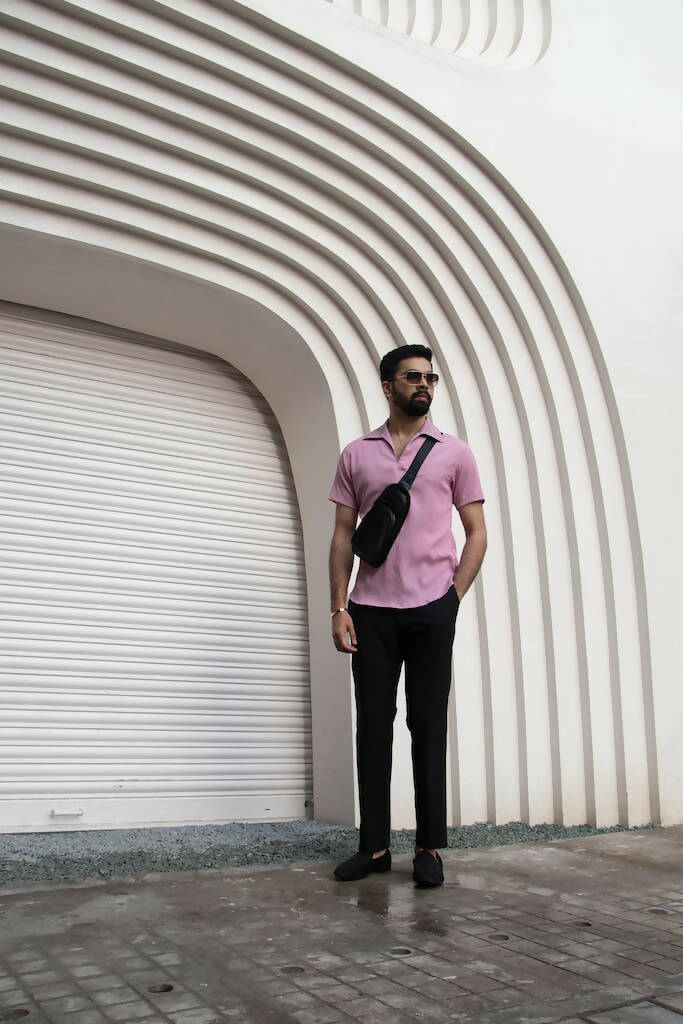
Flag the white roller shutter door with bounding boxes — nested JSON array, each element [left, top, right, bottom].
[[0, 312, 312, 832]]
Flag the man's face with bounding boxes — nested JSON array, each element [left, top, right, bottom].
[[385, 357, 434, 417]]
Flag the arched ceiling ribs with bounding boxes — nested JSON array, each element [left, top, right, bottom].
[[54, 0, 606, 821], [225, 0, 654, 824], [0, 0, 658, 824], [323, 0, 552, 67], [1, 5, 530, 819]]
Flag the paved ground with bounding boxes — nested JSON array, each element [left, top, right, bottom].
[[1, 827, 683, 1024]]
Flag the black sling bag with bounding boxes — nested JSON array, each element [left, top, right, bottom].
[[351, 436, 437, 567]]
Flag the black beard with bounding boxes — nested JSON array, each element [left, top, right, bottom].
[[400, 391, 432, 417]]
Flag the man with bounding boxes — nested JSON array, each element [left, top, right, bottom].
[[328, 344, 487, 887]]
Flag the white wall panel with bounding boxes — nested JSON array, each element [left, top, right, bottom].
[[0, 314, 312, 832], [324, 0, 552, 64], [0, 0, 677, 831]]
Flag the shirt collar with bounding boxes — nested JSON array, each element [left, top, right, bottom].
[[363, 417, 443, 442]]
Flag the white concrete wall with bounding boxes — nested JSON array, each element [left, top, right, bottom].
[[0, 0, 680, 828], [324, 0, 552, 66]]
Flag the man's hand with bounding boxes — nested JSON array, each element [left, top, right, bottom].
[[329, 503, 358, 652], [332, 610, 358, 653]]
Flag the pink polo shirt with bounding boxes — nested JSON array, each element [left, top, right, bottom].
[[329, 418, 484, 608]]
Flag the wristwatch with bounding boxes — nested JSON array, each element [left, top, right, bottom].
[[331, 607, 348, 617]]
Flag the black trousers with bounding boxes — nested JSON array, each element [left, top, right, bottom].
[[348, 585, 460, 853]]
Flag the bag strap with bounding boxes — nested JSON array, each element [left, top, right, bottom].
[[398, 436, 438, 490]]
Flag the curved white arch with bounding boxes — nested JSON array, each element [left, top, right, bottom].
[[0, 0, 658, 827], [324, 0, 553, 66]]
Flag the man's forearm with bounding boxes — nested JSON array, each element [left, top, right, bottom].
[[453, 530, 487, 599], [329, 535, 354, 611]]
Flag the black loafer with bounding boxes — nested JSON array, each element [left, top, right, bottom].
[[413, 850, 444, 887], [334, 849, 391, 881]]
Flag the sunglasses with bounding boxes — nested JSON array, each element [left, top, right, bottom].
[[391, 371, 439, 386]]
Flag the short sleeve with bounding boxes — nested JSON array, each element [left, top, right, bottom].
[[452, 443, 485, 509], [329, 446, 358, 510]]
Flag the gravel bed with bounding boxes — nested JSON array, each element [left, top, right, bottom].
[[0, 820, 657, 886]]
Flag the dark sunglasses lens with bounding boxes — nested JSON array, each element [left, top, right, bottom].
[[402, 371, 439, 384]]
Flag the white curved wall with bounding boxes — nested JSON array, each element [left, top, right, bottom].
[[0, 0, 680, 828], [323, 0, 552, 66]]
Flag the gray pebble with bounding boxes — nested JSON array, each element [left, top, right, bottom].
[[0, 820, 656, 886]]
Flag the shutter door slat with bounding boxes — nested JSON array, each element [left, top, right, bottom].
[[0, 385, 289, 441], [0, 313, 312, 832]]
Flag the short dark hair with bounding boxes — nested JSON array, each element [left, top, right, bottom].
[[379, 344, 433, 381]]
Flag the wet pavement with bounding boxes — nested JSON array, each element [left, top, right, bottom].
[[1, 827, 683, 1024]]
